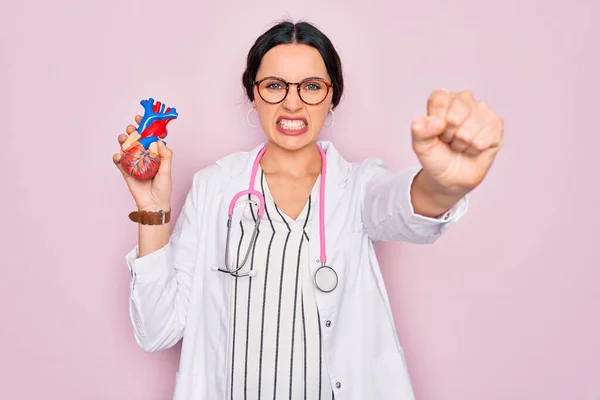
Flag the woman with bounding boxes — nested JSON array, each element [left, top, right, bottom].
[[113, 20, 503, 400]]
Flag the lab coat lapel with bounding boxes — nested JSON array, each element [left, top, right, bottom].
[[216, 141, 350, 219], [215, 140, 351, 279], [216, 143, 265, 208], [215, 143, 266, 272], [317, 140, 350, 226]]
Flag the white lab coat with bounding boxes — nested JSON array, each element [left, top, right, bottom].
[[125, 140, 468, 399]]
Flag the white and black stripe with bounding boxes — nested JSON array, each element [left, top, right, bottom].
[[226, 169, 334, 399]]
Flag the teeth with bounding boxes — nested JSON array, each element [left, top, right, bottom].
[[278, 119, 306, 130]]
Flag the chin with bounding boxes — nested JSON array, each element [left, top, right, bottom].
[[269, 126, 317, 151]]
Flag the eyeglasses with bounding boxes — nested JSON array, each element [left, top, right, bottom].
[[254, 76, 333, 105]]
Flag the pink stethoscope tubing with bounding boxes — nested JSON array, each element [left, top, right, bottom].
[[216, 144, 338, 293]]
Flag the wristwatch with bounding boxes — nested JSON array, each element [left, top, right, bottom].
[[128, 209, 171, 225]]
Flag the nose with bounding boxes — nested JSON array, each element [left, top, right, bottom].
[[282, 85, 302, 112]]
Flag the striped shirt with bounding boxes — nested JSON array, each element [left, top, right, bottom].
[[225, 168, 334, 400]]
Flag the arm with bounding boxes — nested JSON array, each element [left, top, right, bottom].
[[137, 219, 170, 257], [124, 170, 205, 353], [361, 158, 468, 243], [409, 168, 468, 218], [361, 89, 502, 243]]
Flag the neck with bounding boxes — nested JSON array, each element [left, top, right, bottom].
[[260, 140, 322, 177]]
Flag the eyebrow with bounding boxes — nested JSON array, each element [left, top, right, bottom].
[[261, 75, 327, 82]]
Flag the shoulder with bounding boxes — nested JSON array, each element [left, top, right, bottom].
[[315, 140, 392, 188], [327, 143, 420, 196], [354, 156, 389, 176], [188, 144, 263, 187], [347, 156, 391, 186]]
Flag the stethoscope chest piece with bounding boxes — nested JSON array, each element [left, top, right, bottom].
[[314, 265, 338, 293]]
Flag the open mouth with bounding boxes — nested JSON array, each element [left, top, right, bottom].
[[277, 117, 308, 131]]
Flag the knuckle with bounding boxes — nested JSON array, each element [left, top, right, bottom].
[[475, 101, 494, 115], [463, 118, 478, 133], [459, 90, 474, 100], [429, 90, 450, 108], [472, 136, 488, 151], [477, 101, 491, 112], [447, 113, 459, 125], [448, 99, 472, 120], [447, 109, 465, 125], [456, 128, 473, 143]]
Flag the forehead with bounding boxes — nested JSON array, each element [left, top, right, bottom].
[[256, 43, 329, 81]]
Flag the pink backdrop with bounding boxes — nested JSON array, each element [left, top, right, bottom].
[[2, 0, 598, 398]]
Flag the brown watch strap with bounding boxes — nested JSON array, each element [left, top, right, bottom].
[[128, 209, 171, 225]]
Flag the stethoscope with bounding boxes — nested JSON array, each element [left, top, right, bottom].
[[212, 144, 338, 293]]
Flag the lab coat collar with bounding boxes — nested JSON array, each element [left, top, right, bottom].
[[215, 139, 352, 248], [215, 140, 352, 187], [214, 140, 352, 310]]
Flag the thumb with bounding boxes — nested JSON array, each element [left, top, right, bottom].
[[156, 140, 173, 176], [411, 116, 446, 143], [157, 140, 172, 161]]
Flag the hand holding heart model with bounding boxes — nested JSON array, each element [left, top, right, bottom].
[[120, 98, 179, 180]]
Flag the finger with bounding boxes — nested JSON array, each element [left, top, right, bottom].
[[112, 152, 134, 180], [126, 124, 137, 135], [441, 96, 473, 143], [117, 134, 128, 145], [121, 131, 141, 151], [464, 118, 504, 156], [457, 90, 476, 104], [411, 115, 447, 143], [476, 101, 498, 126], [449, 116, 481, 153], [135, 115, 142, 124], [112, 152, 121, 165], [463, 102, 501, 155], [427, 89, 452, 120]]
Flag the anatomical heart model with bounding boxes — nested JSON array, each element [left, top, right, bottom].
[[120, 98, 179, 180]]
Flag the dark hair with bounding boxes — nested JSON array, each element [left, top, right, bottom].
[[242, 20, 344, 109]]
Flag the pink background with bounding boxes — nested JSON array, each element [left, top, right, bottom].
[[2, 0, 598, 398]]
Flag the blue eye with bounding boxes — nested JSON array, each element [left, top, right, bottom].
[[302, 81, 323, 91], [262, 80, 286, 90]]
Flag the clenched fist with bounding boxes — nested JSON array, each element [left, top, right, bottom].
[[411, 89, 504, 197]]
